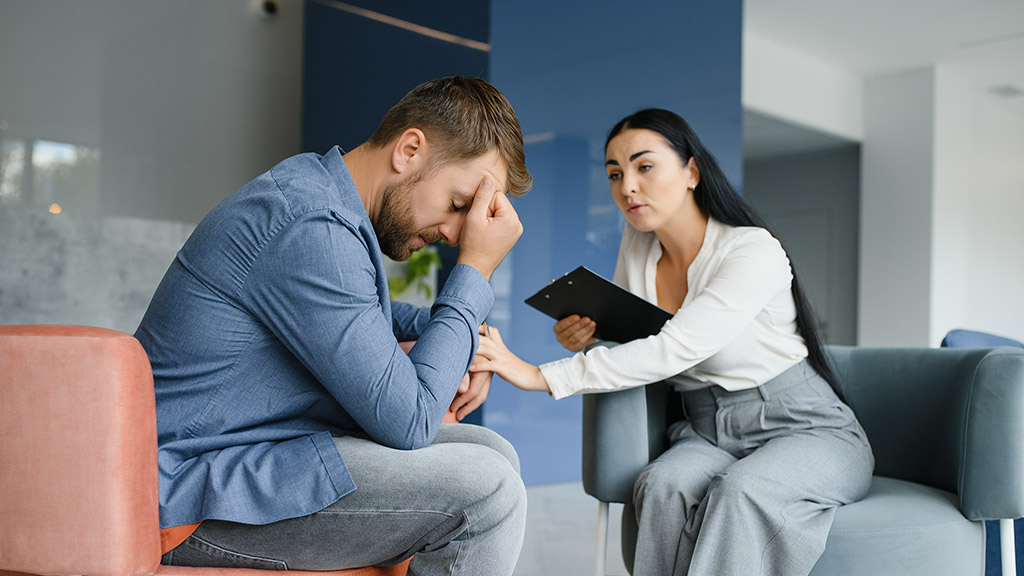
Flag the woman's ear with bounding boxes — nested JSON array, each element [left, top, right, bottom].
[[390, 128, 428, 175], [686, 157, 701, 190]]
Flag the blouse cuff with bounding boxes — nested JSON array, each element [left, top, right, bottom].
[[540, 357, 585, 400]]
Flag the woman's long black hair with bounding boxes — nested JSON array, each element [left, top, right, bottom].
[[606, 108, 843, 401]]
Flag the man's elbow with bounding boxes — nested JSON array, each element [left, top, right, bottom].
[[378, 420, 439, 451]]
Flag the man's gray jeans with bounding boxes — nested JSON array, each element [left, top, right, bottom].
[[162, 424, 527, 575]]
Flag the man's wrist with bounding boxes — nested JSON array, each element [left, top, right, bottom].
[[434, 264, 495, 326], [455, 256, 494, 281]]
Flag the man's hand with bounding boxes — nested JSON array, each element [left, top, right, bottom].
[[456, 177, 523, 281], [449, 368, 492, 421]]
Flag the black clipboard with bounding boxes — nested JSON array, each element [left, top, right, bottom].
[[524, 266, 673, 344]]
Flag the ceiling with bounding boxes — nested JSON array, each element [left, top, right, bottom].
[[742, 0, 1024, 158]]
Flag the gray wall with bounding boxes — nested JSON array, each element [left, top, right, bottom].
[[0, 210, 193, 333], [744, 145, 861, 345], [0, 0, 304, 330]]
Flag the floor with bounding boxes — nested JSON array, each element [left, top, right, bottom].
[[515, 482, 629, 576]]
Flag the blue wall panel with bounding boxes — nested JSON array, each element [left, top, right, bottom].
[[336, 0, 489, 44], [302, 0, 489, 154], [486, 0, 743, 485]]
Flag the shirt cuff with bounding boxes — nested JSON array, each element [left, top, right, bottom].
[[540, 356, 586, 400], [432, 263, 494, 326]]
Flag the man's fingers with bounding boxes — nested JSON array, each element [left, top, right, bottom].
[[490, 185, 513, 216], [457, 392, 486, 420], [452, 370, 491, 419], [468, 177, 496, 218]]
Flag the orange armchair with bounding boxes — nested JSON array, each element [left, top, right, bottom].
[[0, 325, 410, 576]]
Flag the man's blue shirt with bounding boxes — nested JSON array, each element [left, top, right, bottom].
[[135, 147, 493, 528]]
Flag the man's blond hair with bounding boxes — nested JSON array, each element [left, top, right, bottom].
[[368, 76, 532, 198]]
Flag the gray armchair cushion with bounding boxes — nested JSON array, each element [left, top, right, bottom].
[[810, 477, 984, 576]]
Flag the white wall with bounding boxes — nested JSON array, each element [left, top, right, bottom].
[[965, 90, 1024, 343], [744, 28, 1024, 348], [743, 31, 863, 142], [858, 66, 1024, 346]]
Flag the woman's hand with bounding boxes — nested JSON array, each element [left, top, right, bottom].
[[553, 315, 597, 352], [472, 325, 550, 393]]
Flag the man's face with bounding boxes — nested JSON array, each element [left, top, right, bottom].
[[376, 148, 508, 261]]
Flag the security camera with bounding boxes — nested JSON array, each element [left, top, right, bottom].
[[252, 0, 280, 19]]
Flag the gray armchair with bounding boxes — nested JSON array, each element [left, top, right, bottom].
[[582, 345, 1024, 575]]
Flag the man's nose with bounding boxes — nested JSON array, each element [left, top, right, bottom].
[[441, 217, 462, 246]]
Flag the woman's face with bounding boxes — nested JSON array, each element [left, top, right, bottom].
[[605, 128, 699, 233]]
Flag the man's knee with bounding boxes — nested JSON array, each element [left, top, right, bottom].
[[442, 444, 526, 537], [437, 423, 521, 474]]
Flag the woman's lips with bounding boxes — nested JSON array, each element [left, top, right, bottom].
[[627, 203, 646, 214]]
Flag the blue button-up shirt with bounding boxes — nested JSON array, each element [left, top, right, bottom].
[[135, 147, 493, 528]]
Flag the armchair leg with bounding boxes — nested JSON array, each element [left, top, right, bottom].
[[595, 501, 609, 576], [1001, 518, 1016, 576]]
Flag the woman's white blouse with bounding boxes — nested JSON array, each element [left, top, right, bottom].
[[540, 217, 809, 400]]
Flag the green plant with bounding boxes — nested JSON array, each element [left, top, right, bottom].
[[388, 246, 442, 299]]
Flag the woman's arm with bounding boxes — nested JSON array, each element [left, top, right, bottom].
[[541, 230, 794, 399]]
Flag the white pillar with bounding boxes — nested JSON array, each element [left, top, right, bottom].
[[859, 68, 936, 346], [929, 67, 973, 346]]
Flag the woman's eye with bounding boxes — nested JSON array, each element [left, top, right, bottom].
[[608, 173, 622, 181], [450, 201, 460, 212], [639, 164, 653, 172]]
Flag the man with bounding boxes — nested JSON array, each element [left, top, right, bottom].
[[135, 76, 532, 575]]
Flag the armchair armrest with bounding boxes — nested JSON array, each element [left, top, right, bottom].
[[581, 387, 653, 503], [0, 325, 161, 576], [580, 342, 676, 504], [828, 345, 1024, 520]]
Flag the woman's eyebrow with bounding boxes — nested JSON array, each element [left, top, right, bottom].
[[606, 150, 655, 167]]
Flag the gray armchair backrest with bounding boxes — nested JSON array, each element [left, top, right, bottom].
[[827, 345, 1024, 520], [581, 344, 1024, 521]]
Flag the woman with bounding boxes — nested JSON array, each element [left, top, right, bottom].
[[472, 109, 874, 576]]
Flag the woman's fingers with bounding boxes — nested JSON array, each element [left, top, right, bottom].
[[554, 315, 596, 352]]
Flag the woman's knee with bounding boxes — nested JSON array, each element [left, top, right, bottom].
[[704, 470, 765, 510], [633, 458, 708, 513]]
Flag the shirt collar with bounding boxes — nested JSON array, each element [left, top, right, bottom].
[[320, 145, 370, 223]]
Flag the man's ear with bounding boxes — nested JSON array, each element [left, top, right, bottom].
[[391, 128, 428, 175]]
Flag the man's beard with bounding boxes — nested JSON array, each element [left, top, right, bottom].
[[375, 173, 436, 261]]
